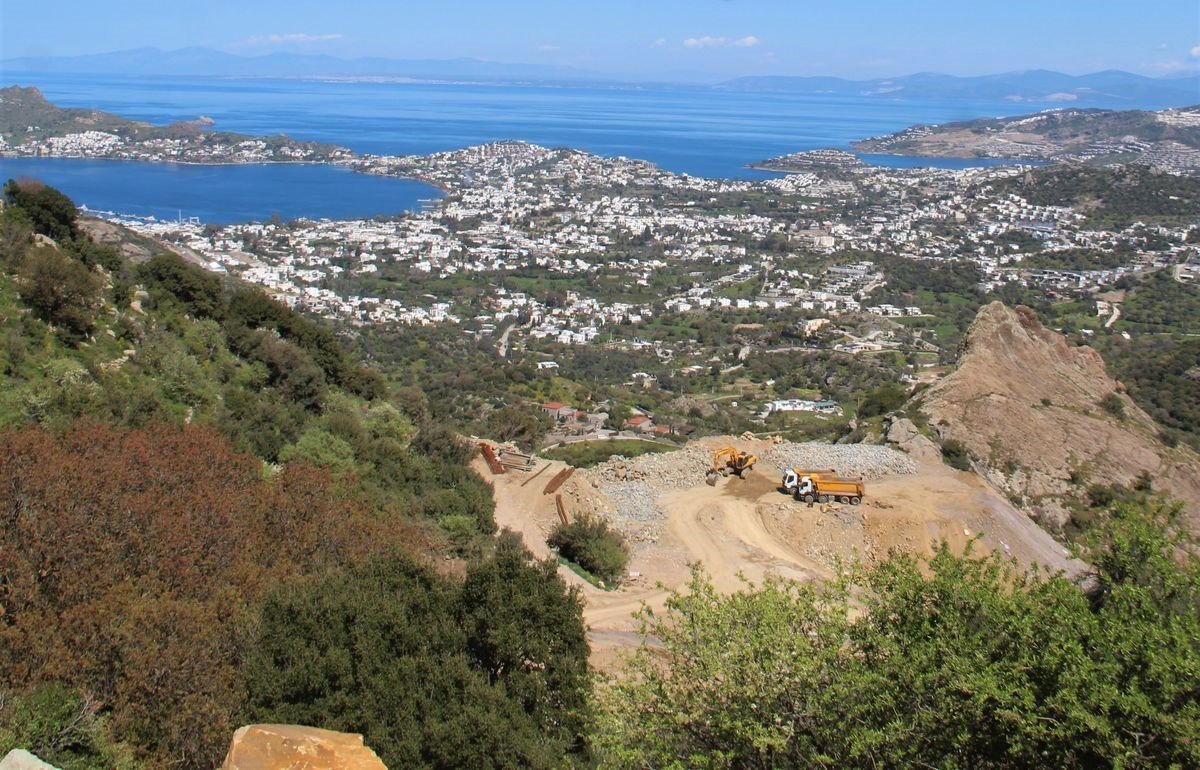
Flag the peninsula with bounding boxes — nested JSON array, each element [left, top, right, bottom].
[[0, 85, 351, 164], [848, 105, 1200, 173]]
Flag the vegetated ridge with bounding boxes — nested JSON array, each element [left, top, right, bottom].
[[0, 85, 346, 160], [914, 300, 1200, 532], [850, 105, 1200, 168], [0, 181, 592, 770]]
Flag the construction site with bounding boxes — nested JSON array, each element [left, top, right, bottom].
[[472, 435, 1086, 668]]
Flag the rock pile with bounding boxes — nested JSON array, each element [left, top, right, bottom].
[[593, 447, 710, 488]]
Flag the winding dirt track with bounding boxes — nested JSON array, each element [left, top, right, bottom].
[[475, 447, 1087, 669]]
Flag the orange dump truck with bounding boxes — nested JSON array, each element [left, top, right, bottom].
[[782, 469, 865, 505]]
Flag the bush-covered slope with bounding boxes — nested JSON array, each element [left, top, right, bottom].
[[0, 180, 593, 770]]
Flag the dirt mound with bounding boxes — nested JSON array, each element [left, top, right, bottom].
[[918, 301, 1200, 528]]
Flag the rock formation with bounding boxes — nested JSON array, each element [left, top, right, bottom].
[[917, 301, 1200, 528], [220, 725, 387, 770], [0, 751, 58, 770]]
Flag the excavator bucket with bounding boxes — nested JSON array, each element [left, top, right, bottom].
[[705, 471, 719, 486]]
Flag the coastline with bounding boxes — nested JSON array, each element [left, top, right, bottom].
[[0, 152, 454, 198]]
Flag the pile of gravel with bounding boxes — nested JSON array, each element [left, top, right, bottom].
[[592, 446, 710, 489], [591, 442, 915, 489], [762, 442, 917, 479], [597, 480, 664, 525]]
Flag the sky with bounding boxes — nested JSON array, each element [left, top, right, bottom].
[[2, 0, 1199, 80]]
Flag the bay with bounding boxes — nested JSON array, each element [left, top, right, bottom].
[[1, 72, 1164, 222], [0, 157, 442, 225]]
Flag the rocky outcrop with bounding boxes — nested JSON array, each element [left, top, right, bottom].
[[917, 302, 1200, 528], [884, 417, 943, 462], [220, 725, 387, 770], [0, 750, 59, 770]]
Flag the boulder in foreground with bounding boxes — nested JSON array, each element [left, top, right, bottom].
[[0, 750, 58, 770], [220, 725, 386, 770]]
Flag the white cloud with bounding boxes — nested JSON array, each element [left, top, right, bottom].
[[653, 37, 667, 47], [537, 43, 560, 52], [683, 35, 759, 49], [1144, 58, 1198, 74], [1191, 45, 1200, 57], [245, 33, 343, 45]]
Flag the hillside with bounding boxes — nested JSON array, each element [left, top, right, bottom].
[[0, 85, 345, 159], [915, 301, 1200, 533], [850, 105, 1200, 172], [0, 181, 592, 770], [2, 183, 1198, 769]]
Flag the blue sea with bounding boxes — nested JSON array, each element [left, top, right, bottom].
[[0, 72, 1164, 223]]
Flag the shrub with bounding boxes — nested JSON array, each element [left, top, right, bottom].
[[278, 426, 357, 473], [1099, 392, 1125, 419], [0, 685, 135, 770], [4, 179, 78, 243], [242, 536, 590, 770], [856, 383, 908, 418], [940, 438, 972, 471], [16, 247, 102, 342], [595, 500, 1200, 769], [0, 421, 430, 769], [138, 253, 224, 320], [548, 514, 629, 585]]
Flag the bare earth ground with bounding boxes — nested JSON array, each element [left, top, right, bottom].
[[473, 441, 1085, 671]]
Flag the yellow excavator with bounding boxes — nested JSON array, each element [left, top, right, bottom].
[[706, 447, 757, 486]]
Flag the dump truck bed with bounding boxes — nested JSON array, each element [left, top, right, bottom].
[[814, 477, 865, 496]]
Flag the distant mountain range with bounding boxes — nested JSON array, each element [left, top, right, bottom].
[[720, 69, 1199, 107], [3, 47, 1198, 107], [0, 46, 615, 84]]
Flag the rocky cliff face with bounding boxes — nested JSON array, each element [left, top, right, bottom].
[[917, 301, 1200, 529]]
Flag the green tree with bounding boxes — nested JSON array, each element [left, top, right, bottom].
[[138, 252, 224, 319], [548, 514, 629, 585], [278, 426, 357, 473], [460, 532, 592, 753], [17, 247, 102, 341], [4, 179, 78, 243], [243, 546, 592, 770], [481, 405, 552, 451], [594, 499, 1200, 769]]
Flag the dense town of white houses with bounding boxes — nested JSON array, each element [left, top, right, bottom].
[[8, 119, 1193, 354], [86, 139, 1196, 356]]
